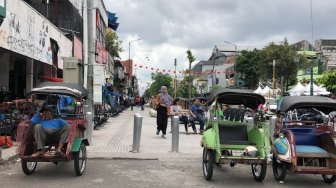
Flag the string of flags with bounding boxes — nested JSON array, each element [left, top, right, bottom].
[[134, 64, 234, 76]]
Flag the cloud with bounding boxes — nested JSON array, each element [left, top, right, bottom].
[[104, 0, 336, 95]]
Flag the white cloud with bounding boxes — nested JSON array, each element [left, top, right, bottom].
[[104, 0, 336, 95]]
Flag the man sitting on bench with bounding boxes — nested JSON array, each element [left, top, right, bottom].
[[31, 106, 70, 157], [190, 98, 205, 134]]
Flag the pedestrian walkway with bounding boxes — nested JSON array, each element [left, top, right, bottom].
[[0, 107, 204, 163], [87, 106, 203, 160]]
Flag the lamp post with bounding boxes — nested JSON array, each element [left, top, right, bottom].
[[128, 38, 142, 95], [174, 58, 177, 98], [223, 40, 237, 51], [211, 46, 219, 89]]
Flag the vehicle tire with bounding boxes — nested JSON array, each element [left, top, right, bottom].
[[251, 160, 267, 182], [272, 156, 287, 182], [21, 160, 37, 175], [73, 143, 87, 176], [322, 175, 336, 184], [93, 116, 100, 127], [203, 148, 214, 181]]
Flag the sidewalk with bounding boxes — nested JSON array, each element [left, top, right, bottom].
[[0, 144, 18, 164], [87, 107, 203, 161], [0, 107, 204, 162]]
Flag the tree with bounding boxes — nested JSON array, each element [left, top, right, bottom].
[[105, 29, 123, 58], [143, 73, 173, 98], [258, 39, 307, 91], [317, 70, 336, 97], [186, 50, 196, 100], [176, 75, 197, 98], [235, 49, 260, 89]]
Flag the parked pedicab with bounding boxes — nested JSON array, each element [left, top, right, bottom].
[[272, 96, 336, 184], [17, 82, 92, 176], [201, 89, 271, 182]]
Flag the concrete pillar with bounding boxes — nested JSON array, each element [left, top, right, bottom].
[[26, 58, 34, 92], [0, 52, 9, 91]]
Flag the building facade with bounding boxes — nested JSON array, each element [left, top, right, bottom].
[[315, 39, 336, 70], [0, 0, 72, 99]]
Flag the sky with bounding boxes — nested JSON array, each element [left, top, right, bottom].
[[103, 0, 336, 95]]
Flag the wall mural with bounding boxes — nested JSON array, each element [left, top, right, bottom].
[[0, 0, 71, 69]]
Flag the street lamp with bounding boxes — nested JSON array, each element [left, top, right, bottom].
[[223, 41, 238, 53], [128, 38, 142, 95]]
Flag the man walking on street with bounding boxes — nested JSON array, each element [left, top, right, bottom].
[[129, 95, 135, 110]]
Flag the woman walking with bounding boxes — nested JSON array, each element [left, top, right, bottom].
[[156, 86, 172, 139]]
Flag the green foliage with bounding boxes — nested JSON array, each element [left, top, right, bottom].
[[235, 49, 260, 89], [317, 70, 336, 95], [176, 75, 197, 98], [105, 30, 123, 58], [143, 73, 173, 97], [186, 50, 196, 64], [257, 38, 307, 90]]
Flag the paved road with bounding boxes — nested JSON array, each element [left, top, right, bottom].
[[0, 158, 332, 188]]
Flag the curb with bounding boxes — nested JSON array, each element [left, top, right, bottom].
[[88, 157, 159, 161]]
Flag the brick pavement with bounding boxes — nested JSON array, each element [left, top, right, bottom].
[[87, 106, 203, 160]]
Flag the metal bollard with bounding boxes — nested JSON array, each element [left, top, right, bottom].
[[171, 116, 179, 152], [269, 116, 277, 138], [131, 114, 143, 152], [246, 117, 254, 132], [86, 112, 93, 145]]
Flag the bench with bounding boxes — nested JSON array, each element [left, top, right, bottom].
[[288, 127, 328, 157]]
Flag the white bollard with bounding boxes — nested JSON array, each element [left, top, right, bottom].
[[86, 112, 93, 145], [269, 116, 277, 138], [171, 116, 179, 152], [246, 117, 254, 132], [131, 114, 143, 152]]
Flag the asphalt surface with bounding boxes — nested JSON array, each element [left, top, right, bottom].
[[0, 158, 333, 188]]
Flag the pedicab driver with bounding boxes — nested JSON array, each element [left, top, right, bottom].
[[31, 106, 70, 157]]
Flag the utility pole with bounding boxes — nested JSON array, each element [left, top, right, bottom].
[[128, 39, 141, 96], [174, 58, 177, 98], [83, 0, 88, 88], [86, 0, 94, 114], [188, 59, 191, 101], [310, 66, 314, 96], [212, 47, 218, 88], [272, 59, 275, 97]]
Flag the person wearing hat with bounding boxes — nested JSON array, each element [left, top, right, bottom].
[[30, 106, 70, 157]]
